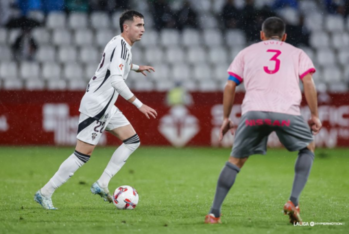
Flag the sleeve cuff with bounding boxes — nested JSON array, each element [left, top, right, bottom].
[[300, 68, 316, 79], [228, 72, 243, 85]]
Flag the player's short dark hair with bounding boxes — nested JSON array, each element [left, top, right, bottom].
[[119, 10, 144, 33], [262, 17, 286, 38]]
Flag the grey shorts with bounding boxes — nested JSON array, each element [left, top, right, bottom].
[[231, 111, 314, 158]]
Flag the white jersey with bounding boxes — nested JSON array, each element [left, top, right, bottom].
[[79, 35, 133, 121]]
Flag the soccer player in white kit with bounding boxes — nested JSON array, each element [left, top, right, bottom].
[[34, 10, 157, 209], [204, 17, 322, 224]]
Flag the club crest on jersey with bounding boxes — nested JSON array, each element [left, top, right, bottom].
[[92, 133, 97, 140], [119, 64, 124, 70]]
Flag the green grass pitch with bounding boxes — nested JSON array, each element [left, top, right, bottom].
[[0, 147, 348, 234]]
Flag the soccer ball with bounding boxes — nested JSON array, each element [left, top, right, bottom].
[[113, 185, 139, 210]]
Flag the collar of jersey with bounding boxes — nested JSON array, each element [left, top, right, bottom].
[[266, 38, 282, 41]]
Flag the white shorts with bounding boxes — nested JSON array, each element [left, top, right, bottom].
[[77, 106, 130, 145]]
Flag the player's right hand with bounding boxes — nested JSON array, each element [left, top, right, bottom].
[[219, 118, 236, 141], [308, 115, 322, 135], [139, 104, 157, 119]]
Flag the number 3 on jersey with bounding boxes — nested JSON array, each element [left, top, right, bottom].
[[264, 49, 281, 74]]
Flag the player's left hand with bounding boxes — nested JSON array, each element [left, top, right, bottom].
[[137, 66, 155, 76], [219, 118, 236, 141], [308, 115, 322, 135], [139, 104, 157, 119]]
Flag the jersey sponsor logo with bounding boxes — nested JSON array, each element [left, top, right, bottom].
[[211, 104, 287, 148], [245, 119, 291, 127], [119, 64, 124, 70], [92, 132, 97, 140], [42, 104, 106, 145], [211, 104, 349, 148], [158, 106, 199, 147]]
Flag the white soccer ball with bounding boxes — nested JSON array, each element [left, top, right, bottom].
[[113, 185, 139, 210]]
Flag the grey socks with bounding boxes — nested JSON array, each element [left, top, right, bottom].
[[210, 161, 240, 217], [289, 148, 314, 207]]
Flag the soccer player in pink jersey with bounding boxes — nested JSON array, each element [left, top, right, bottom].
[[205, 17, 322, 225]]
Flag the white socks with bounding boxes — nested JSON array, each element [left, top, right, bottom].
[[41, 151, 90, 197], [40, 134, 140, 197], [98, 134, 140, 189]]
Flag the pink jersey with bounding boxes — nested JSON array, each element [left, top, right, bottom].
[[227, 40, 316, 116]]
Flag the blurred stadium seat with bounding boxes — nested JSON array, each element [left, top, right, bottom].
[[165, 47, 185, 64], [47, 80, 67, 90], [0, 0, 348, 91], [187, 47, 207, 64], [20, 62, 40, 80], [47, 12, 66, 29], [3, 79, 23, 90], [182, 29, 202, 47], [0, 62, 17, 79], [160, 29, 180, 47], [36, 46, 56, 62], [58, 46, 77, 64], [95, 29, 114, 47], [0, 46, 12, 61], [202, 29, 223, 47], [68, 13, 88, 29], [32, 28, 51, 45], [42, 63, 61, 80], [90, 12, 110, 29], [74, 29, 94, 46], [144, 46, 163, 64], [198, 80, 218, 92], [325, 15, 345, 33], [193, 64, 212, 81], [79, 46, 99, 64], [225, 30, 246, 47], [68, 80, 87, 91], [25, 79, 45, 90], [63, 63, 84, 80], [172, 64, 191, 81], [53, 29, 72, 46], [0, 28, 7, 44], [208, 46, 228, 64]]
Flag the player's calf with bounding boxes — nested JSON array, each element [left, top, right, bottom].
[[96, 134, 141, 191]]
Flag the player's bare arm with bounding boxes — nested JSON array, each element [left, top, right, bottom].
[[220, 80, 237, 141], [132, 64, 155, 76], [302, 74, 322, 135], [127, 96, 157, 119]]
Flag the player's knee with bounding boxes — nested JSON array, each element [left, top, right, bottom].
[[124, 141, 140, 151], [229, 156, 248, 169], [123, 134, 140, 151], [306, 142, 316, 152], [298, 147, 315, 161]]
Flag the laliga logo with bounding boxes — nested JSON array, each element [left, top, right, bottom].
[[158, 106, 199, 147]]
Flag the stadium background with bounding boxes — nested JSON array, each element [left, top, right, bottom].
[[0, 1, 348, 233], [0, 0, 348, 148]]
